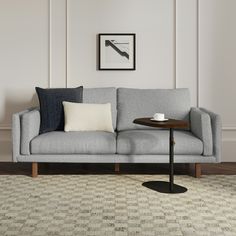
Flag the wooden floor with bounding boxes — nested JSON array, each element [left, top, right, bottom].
[[0, 162, 235, 176]]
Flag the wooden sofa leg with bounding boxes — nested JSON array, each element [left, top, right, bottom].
[[32, 162, 38, 178], [115, 163, 120, 173], [195, 163, 201, 178]]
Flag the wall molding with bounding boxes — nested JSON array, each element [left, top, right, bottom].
[[66, 0, 68, 88], [0, 126, 11, 130], [48, 0, 52, 88], [222, 127, 236, 131], [174, 0, 177, 89], [196, 0, 199, 107]]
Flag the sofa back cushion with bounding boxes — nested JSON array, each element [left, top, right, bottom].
[[117, 88, 190, 131], [83, 87, 117, 129]]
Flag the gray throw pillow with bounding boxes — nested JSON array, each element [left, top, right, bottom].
[[35, 86, 83, 134]]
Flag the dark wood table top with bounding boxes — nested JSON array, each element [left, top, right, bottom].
[[133, 117, 189, 129]]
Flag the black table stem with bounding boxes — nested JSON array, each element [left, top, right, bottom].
[[169, 128, 174, 192]]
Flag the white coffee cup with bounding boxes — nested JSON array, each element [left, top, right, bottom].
[[153, 113, 165, 121]]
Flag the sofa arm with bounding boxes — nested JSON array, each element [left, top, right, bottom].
[[12, 108, 40, 161], [190, 107, 213, 156], [200, 108, 222, 162], [21, 108, 40, 155], [12, 108, 34, 162]]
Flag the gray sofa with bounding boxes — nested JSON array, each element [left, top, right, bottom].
[[12, 87, 222, 177]]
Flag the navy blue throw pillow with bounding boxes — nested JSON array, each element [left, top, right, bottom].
[[35, 86, 83, 134]]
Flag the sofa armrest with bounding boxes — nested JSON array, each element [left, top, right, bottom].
[[21, 108, 40, 155], [200, 108, 222, 162], [12, 108, 34, 162], [190, 107, 213, 156], [12, 108, 40, 161]]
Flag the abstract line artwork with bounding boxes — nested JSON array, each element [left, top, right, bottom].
[[105, 40, 129, 60]]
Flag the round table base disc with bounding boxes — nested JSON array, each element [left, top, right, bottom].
[[142, 181, 187, 194]]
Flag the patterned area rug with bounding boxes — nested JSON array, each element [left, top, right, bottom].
[[0, 175, 235, 236]]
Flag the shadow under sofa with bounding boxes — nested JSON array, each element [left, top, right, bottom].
[[12, 87, 222, 177]]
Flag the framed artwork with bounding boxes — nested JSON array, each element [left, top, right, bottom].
[[98, 33, 136, 70]]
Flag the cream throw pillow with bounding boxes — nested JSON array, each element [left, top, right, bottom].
[[63, 102, 114, 132]]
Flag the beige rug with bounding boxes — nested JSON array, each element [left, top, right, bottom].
[[0, 175, 235, 236]]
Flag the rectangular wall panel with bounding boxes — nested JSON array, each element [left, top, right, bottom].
[[199, 0, 236, 162], [50, 0, 67, 88], [176, 0, 198, 106], [67, 0, 175, 89], [199, 0, 236, 127], [0, 0, 49, 127]]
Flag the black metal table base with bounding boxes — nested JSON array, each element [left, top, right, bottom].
[[142, 128, 188, 194], [142, 181, 187, 194]]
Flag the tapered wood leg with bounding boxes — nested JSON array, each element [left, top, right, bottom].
[[115, 163, 120, 172], [195, 163, 201, 178], [32, 162, 38, 177]]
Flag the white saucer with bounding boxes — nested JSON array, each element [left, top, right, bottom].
[[150, 118, 169, 122]]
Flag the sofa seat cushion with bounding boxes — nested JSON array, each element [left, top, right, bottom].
[[117, 130, 203, 155], [31, 131, 116, 154]]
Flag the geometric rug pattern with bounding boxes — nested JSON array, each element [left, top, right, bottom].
[[0, 175, 235, 236]]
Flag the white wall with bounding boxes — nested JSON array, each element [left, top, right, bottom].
[[0, 0, 235, 162]]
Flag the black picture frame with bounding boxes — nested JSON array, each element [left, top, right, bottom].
[[98, 33, 136, 70]]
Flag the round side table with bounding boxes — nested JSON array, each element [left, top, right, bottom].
[[133, 117, 189, 194]]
